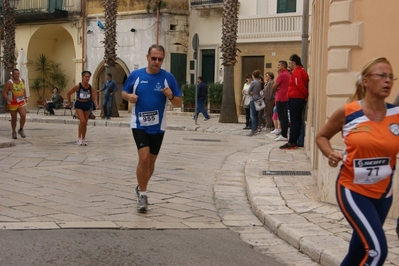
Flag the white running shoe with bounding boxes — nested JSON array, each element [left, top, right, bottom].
[[270, 129, 281, 135], [274, 135, 288, 142], [137, 195, 148, 212]]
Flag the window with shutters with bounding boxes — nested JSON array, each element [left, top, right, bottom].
[[277, 0, 296, 13]]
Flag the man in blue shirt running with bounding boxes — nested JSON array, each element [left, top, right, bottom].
[[122, 44, 182, 212]]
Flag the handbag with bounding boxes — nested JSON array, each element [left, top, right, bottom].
[[242, 95, 250, 108], [254, 98, 266, 111]]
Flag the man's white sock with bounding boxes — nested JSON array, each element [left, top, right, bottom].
[[139, 191, 147, 197]]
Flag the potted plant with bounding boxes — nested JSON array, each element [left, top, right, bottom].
[[49, 63, 68, 93], [181, 83, 196, 112], [208, 81, 223, 113], [33, 54, 52, 101], [30, 54, 68, 103], [30, 78, 44, 105]]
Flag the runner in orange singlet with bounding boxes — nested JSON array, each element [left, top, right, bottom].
[[2, 69, 27, 139], [316, 57, 399, 265]]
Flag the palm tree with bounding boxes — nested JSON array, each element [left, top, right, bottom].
[[103, 0, 118, 70], [103, 0, 119, 117], [2, 0, 17, 81], [219, 0, 239, 123]]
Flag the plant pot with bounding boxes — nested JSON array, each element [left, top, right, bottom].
[[184, 103, 195, 112]]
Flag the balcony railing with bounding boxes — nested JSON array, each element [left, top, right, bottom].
[[17, 0, 75, 12], [191, 0, 223, 6], [238, 14, 309, 43]]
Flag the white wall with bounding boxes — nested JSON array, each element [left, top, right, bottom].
[[239, 0, 306, 18], [85, 15, 154, 74]]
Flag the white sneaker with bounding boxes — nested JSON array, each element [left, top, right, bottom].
[[274, 135, 288, 142], [270, 129, 281, 135], [137, 195, 148, 212]]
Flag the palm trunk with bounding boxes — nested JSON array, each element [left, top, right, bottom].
[[103, 0, 119, 117], [3, 0, 17, 82], [219, 0, 239, 123]]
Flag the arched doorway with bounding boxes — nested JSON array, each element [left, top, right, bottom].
[[92, 59, 130, 116], [27, 25, 76, 108]]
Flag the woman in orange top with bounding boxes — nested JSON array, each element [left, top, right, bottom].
[[316, 57, 399, 265]]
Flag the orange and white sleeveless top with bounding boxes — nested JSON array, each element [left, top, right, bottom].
[[339, 101, 399, 199]]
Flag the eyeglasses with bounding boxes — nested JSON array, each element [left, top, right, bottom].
[[368, 73, 398, 81], [150, 57, 164, 62]]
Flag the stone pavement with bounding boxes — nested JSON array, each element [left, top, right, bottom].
[[0, 108, 398, 266]]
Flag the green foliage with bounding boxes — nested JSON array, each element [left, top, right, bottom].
[[30, 54, 68, 99], [208, 81, 223, 104], [33, 54, 52, 100], [181, 83, 195, 105], [49, 63, 68, 92], [30, 79, 41, 92]]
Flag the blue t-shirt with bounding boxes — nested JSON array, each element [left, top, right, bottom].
[[122, 68, 181, 134]]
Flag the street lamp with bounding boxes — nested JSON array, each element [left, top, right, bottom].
[[1, 0, 19, 113]]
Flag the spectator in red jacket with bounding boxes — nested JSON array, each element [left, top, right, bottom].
[[279, 54, 309, 150]]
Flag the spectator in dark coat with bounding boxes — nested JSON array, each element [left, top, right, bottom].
[[194, 76, 210, 121]]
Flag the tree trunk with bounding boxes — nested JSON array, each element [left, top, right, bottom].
[[219, 66, 238, 123], [219, 0, 239, 123], [103, 0, 119, 117]]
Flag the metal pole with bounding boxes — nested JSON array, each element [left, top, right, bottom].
[[192, 33, 199, 125], [194, 58, 198, 125], [0, 37, 4, 113], [301, 0, 309, 71]]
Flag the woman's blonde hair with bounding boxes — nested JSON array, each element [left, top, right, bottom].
[[349, 57, 392, 102]]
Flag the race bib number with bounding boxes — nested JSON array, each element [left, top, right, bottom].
[[353, 157, 392, 184], [16, 96, 25, 103], [80, 91, 91, 99], [138, 110, 159, 126]]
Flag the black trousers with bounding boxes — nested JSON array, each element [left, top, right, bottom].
[[288, 98, 307, 144], [276, 101, 288, 138]]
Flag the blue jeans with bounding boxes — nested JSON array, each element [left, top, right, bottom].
[[46, 103, 56, 115], [195, 99, 210, 119], [103, 94, 113, 118], [249, 100, 258, 131]]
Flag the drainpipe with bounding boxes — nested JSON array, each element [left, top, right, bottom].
[[301, 0, 309, 70], [81, 0, 86, 70], [156, 0, 160, 44]]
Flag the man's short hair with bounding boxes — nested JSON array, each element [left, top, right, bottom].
[[107, 73, 112, 78], [148, 44, 165, 56], [198, 76, 203, 81], [278, 60, 288, 68]]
